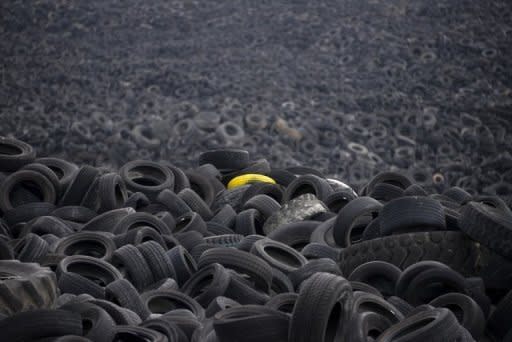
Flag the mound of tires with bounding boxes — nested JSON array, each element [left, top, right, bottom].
[[0, 137, 511, 341]]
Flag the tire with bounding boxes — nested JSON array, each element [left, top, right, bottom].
[[81, 208, 134, 233], [97, 173, 128, 212], [250, 239, 308, 274], [362, 171, 412, 196], [156, 189, 192, 218], [0, 309, 82, 342], [242, 194, 281, 220], [380, 196, 446, 235], [166, 245, 197, 286], [113, 326, 168, 342], [459, 200, 512, 259], [3, 202, 56, 226], [0, 260, 58, 316], [91, 299, 142, 326], [13, 232, 50, 262], [36, 157, 78, 189], [210, 204, 237, 228], [198, 247, 273, 292], [205, 296, 240, 317], [213, 305, 289, 342], [113, 212, 171, 235], [348, 261, 402, 297], [288, 258, 342, 290], [60, 302, 116, 342], [51, 206, 96, 223], [0, 170, 57, 212], [137, 241, 176, 282], [301, 243, 340, 261], [59, 166, 99, 206], [141, 317, 189, 342], [178, 188, 213, 220], [266, 292, 298, 313], [142, 289, 205, 319], [376, 308, 468, 341], [186, 170, 217, 206], [429, 293, 485, 340], [488, 289, 512, 340], [267, 221, 319, 250], [289, 272, 353, 342], [112, 244, 154, 291], [340, 231, 481, 278], [241, 182, 284, 204], [332, 196, 383, 247], [182, 263, 231, 307], [119, 160, 174, 200], [283, 174, 333, 202], [235, 209, 263, 236], [105, 279, 150, 320], [199, 149, 250, 171], [0, 136, 35, 172], [54, 232, 116, 260], [21, 163, 62, 197]]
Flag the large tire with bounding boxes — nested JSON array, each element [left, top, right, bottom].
[[340, 231, 480, 277], [0, 260, 59, 316]]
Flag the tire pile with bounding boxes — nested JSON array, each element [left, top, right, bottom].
[[1, 137, 512, 341], [1, 0, 512, 197]]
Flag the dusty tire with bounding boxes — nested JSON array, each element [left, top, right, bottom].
[[340, 231, 481, 277], [0, 260, 58, 316]]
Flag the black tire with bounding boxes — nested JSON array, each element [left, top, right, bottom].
[[167, 245, 197, 286], [60, 302, 116, 342], [283, 174, 333, 202], [376, 308, 467, 341], [54, 231, 116, 260], [36, 157, 78, 189], [112, 244, 154, 291], [198, 247, 273, 292], [387, 296, 414, 316], [97, 173, 128, 212], [59, 166, 99, 206], [3, 202, 56, 226], [21, 163, 62, 196], [113, 326, 168, 342], [340, 231, 481, 278], [241, 182, 284, 205], [242, 194, 281, 220], [288, 258, 342, 290], [178, 188, 213, 220], [0, 170, 57, 212], [250, 239, 308, 274], [380, 196, 446, 235], [429, 293, 485, 340], [402, 267, 467, 306], [0, 136, 35, 172], [105, 279, 150, 320], [81, 208, 134, 233], [113, 212, 171, 235], [395, 260, 451, 296], [186, 170, 217, 206], [119, 160, 174, 200], [124, 191, 150, 210], [142, 289, 205, 319], [0, 309, 82, 342], [266, 292, 298, 313], [332, 196, 382, 247], [323, 189, 358, 213], [137, 241, 176, 282], [213, 305, 289, 342], [115, 226, 166, 249], [141, 317, 189, 342], [210, 204, 237, 228], [289, 272, 353, 342], [199, 149, 250, 171], [348, 261, 402, 297], [52, 206, 96, 223], [235, 208, 263, 236], [349, 281, 383, 297], [205, 296, 240, 317], [0, 260, 58, 316], [90, 299, 142, 326], [301, 243, 340, 261], [13, 233, 50, 262], [267, 221, 320, 250], [156, 189, 192, 218], [487, 289, 512, 340], [459, 201, 512, 259], [362, 171, 412, 196], [182, 263, 231, 307]]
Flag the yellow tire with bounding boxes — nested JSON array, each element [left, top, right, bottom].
[[227, 174, 276, 189]]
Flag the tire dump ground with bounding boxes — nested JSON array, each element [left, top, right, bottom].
[[1, 0, 512, 341]]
